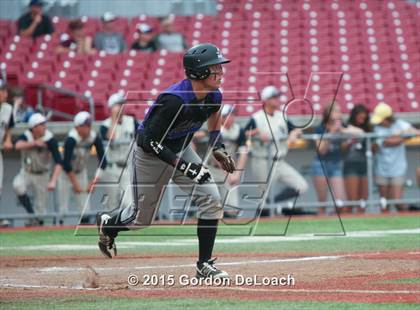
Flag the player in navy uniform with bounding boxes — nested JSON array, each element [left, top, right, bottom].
[[97, 43, 235, 279]]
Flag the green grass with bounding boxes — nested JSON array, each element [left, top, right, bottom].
[[74, 213, 420, 236], [379, 278, 420, 284], [233, 214, 420, 236], [1, 297, 419, 310], [1, 216, 419, 309], [0, 215, 419, 257]]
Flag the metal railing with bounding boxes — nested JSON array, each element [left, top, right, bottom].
[[317, 131, 415, 206], [248, 131, 419, 214], [1, 131, 419, 226], [37, 84, 95, 121]]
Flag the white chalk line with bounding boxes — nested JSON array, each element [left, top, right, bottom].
[[1, 228, 419, 252], [1, 283, 419, 295], [0, 283, 101, 291], [5, 255, 343, 273], [201, 287, 420, 295]]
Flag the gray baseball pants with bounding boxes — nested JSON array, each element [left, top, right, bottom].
[[120, 144, 223, 227]]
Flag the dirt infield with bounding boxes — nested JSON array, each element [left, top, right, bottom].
[[1, 251, 419, 304]]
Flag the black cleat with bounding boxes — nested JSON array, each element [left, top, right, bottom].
[[96, 212, 117, 259], [196, 258, 229, 279]]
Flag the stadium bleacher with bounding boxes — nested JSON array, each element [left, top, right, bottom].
[[0, 0, 419, 120]]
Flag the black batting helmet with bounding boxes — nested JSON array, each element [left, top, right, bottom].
[[183, 43, 230, 80]]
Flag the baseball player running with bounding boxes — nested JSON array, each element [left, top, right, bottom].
[[0, 80, 14, 227], [59, 111, 107, 223], [97, 43, 235, 279], [100, 92, 138, 210], [13, 113, 62, 226]]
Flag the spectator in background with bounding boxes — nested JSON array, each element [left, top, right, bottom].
[[341, 104, 371, 214], [0, 80, 14, 227], [311, 103, 346, 215], [100, 92, 137, 211], [93, 12, 126, 55], [131, 23, 157, 52], [59, 111, 107, 224], [8, 86, 34, 123], [154, 15, 188, 52], [371, 103, 419, 212], [17, 0, 54, 39], [245, 86, 308, 216], [56, 19, 95, 55], [13, 113, 62, 226]]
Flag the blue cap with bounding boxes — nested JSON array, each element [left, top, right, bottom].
[[29, 0, 44, 7]]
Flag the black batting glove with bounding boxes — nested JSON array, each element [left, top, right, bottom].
[[177, 160, 211, 184]]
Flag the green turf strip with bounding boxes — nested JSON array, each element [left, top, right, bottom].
[[0, 297, 419, 310], [1, 233, 419, 257], [378, 278, 420, 284], [73, 214, 420, 236], [0, 215, 419, 257]]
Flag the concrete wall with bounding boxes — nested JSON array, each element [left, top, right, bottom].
[[0, 0, 217, 20]]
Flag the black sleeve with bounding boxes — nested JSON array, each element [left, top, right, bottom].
[[8, 113, 14, 129], [150, 36, 158, 51], [99, 124, 108, 141], [236, 128, 247, 147], [244, 118, 257, 131], [139, 94, 183, 166], [93, 135, 107, 170], [17, 15, 28, 32], [44, 16, 54, 34], [134, 118, 140, 131], [153, 34, 160, 48], [46, 138, 62, 165], [131, 42, 138, 50], [287, 120, 295, 132], [151, 40, 157, 52], [62, 137, 76, 173]]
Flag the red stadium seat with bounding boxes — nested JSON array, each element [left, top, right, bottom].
[[0, 1, 419, 116]]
